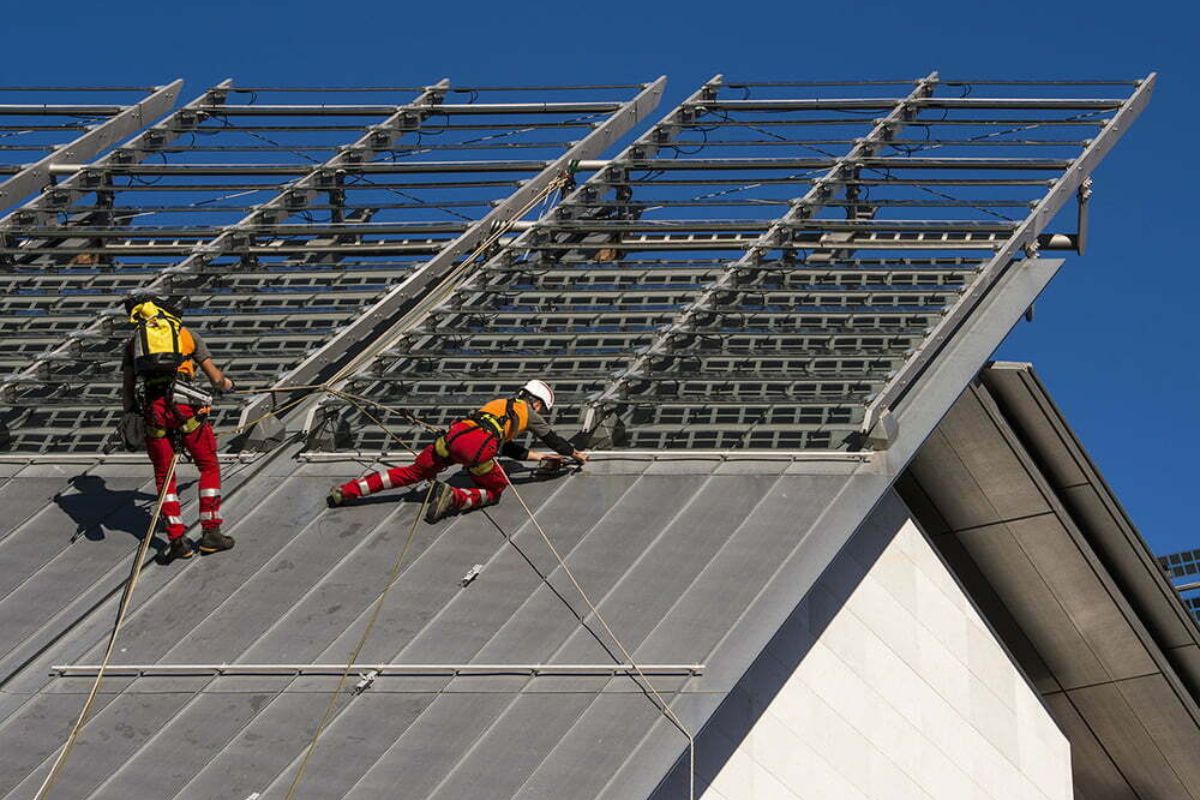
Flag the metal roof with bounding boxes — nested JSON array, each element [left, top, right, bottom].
[[0, 236, 1058, 798], [0, 451, 866, 799]]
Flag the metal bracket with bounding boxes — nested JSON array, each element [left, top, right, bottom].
[[353, 669, 379, 694], [865, 407, 899, 450], [1076, 177, 1092, 256], [461, 564, 483, 587]]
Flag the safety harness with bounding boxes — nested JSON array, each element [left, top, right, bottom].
[[129, 301, 211, 441], [435, 397, 523, 470]]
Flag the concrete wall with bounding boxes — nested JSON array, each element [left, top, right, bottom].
[[681, 492, 1072, 800]]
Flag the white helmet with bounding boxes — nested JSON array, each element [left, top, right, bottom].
[[521, 379, 555, 410]]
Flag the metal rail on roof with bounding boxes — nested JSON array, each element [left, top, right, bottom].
[[0, 76, 1154, 455], [861, 73, 1156, 436], [50, 662, 706, 677], [0, 81, 446, 420], [0, 80, 234, 234], [580, 72, 940, 435]]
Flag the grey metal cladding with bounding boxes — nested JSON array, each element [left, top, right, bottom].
[[0, 461, 764, 799], [899, 363, 1200, 799]]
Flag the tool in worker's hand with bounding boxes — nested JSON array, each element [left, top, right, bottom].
[[535, 453, 585, 478]]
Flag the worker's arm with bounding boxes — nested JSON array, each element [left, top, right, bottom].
[[198, 358, 234, 392], [500, 442, 589, 464], [190, 331, 233, 392], [524, 408, 588, 462]]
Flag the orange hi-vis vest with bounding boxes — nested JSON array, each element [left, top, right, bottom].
[[466, 397, 530, 442], [176, 327, 198, 379]]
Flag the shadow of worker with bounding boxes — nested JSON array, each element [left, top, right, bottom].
[[55, 474, 160, 546]]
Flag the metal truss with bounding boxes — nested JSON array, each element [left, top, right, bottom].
[[320, 75, 1152, 453], [0, 83, 182, 212], [0, 76, 1154, 455], [0, 80, 663, 453]]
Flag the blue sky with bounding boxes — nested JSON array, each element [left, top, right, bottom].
[[6, 0, 1194, 554]]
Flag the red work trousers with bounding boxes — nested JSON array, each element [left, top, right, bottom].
[[143, 395, 222, 540], [339, 421, 509, 511]]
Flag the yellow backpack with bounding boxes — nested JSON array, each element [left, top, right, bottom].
[[129, 301, 194, 378]]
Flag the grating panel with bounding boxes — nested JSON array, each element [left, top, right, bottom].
[[0, 81, 659, 452], [324, 75, 1150, 452]]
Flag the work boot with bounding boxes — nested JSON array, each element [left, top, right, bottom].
[[425, 481, 457, 524], [164, 536, 194, 563], [197, 527, 235, 554], [326, 486, 345, 508]]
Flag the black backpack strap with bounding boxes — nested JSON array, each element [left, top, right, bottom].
[[503, 397, 517, 438]]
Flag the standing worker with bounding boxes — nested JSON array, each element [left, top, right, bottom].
[[121, 293, 236, 562], [327, 380, 588, 522]]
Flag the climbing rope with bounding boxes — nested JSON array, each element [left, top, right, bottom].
[[33, 453, 180, 800], [283, 479, 437, 800], [493, 461, 697, 800]]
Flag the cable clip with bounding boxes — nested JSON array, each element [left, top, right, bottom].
[[353, 669, 378, 695], [461, 564, 483, 587]]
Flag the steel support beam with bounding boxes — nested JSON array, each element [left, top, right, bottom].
[[861, 73, 1156, 436], [580, 72, 940, 434], [0, 81, 231, 232], [0, 80, 182, 212], [241, 77, 667, 434]]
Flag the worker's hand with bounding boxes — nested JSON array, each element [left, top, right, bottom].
[[570, 450, 589, 463], [216, 377, 234, 393], [527, 450, 548, 462]]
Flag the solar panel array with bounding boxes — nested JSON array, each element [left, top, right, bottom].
[[1160, 547, 1200, 626], [0, 80, 655, 452], [329, 75, 1147, 451], [0, 75, 1150, 454]]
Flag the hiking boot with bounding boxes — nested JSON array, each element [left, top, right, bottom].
[[165, 536, 194, 563], [425, 481, 457, 524], [197, 527, 235, 554], [326, 486, 345, 508]]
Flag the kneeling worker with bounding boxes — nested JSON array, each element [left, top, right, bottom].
[[327, 380, 587, 523], [121, 293, 236, 562]]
